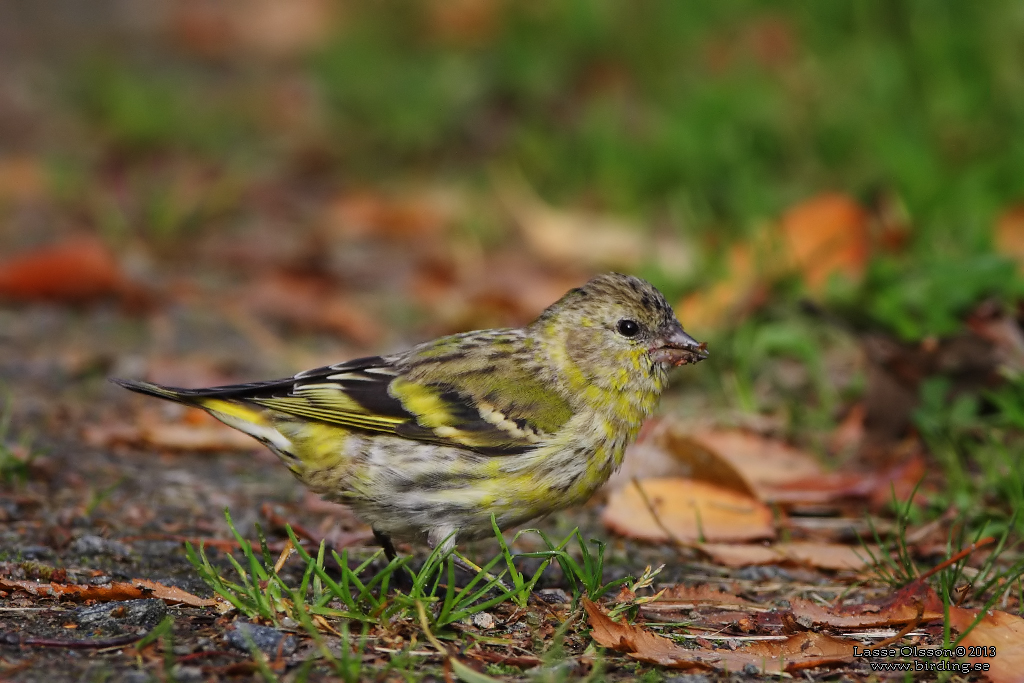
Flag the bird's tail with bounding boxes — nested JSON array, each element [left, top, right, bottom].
[[111, 378, 294, 456]]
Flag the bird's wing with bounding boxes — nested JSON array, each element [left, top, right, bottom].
[[214, 350, 573, 456]]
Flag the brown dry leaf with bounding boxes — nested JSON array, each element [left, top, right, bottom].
[[325, 189, 454, 241], [243, 272, 383, 346], [171, 0, 336, 60], [677, 243, 762, 333], [790, 587, 944, 628], [83, 410, 257, 452], [949, 607, 1024, 683], [426, 0, 505, 46], [995, 205, 1024, 268], [781, 192, 870, 291], [602, 478, 775, 543], [498, 175, 645, 270], [687, 429, 824, 500], [584, 597, 855, 673], [0, 155, 47, 201], [0, 237, 128, 304], [828, 402, 866, 455], [769, 454, 927, 507], [411, 249, 581, 333], [0, 577, 216, 607], [699, 541, 877, 571], [129, 579, 221, 608], [608, 420, 758, 497]]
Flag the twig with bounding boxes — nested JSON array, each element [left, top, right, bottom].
[[916, 537, 995, 583], [0, 630, 146, 649], [874, 602, 924, 648]]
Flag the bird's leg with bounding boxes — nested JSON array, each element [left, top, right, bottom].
[[373, 528, 399, 563], [373, 528, 414, 591]]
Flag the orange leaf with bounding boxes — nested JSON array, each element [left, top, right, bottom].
[[583, 597, 856, 673], [781, 192, 869, 291], [687, 429, 824, 500], [949, 607, 1024, 683], [602, 478, 775, 543], [0, 238, 126, 304], [698, 541, 878, 571], [0, 577, 216, 607], [995, 205, 1024, 269]]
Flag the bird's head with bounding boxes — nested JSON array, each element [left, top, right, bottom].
[[530, 273, 707, 394]]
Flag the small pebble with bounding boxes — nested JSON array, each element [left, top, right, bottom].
[[75, 599, 167, 631], [665, 675, 712, 683], [536, 588, 571, 604], [18, 545, 54, 560], [169, 664, 204, 683], [470, 612, 495, 629], [70, 535, 131, 558], [743, 662, 761, 676], [226, 621, 297, 656]]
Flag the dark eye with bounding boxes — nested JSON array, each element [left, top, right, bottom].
[[617, 319, 641, 338]]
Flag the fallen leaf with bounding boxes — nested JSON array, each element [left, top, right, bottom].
[[781, 192, 870, 291], [608, 421, 758, 498], [242, 272, 383, 346], [677, 243, 763, 333], [602, 478, 775, 543], [0, 237, 128, 304], [584, 597, 856, 673], [949, 607, 1024, 683], [411, 249, 581, 333], [828, 403, 866, 455], [698, 541, 878, 571], [83, 410, 257, 452], [171, 0, 335, 60], [0, 155, 47, 202], [686, 429, 824, 499], [768, 454, 927, 507], [426, 0, 505, 47], [995, 205, 1024, 269], [129, 579, 221, 608], [0, 577, 217, 607], [497, 174, 645, 270], [325, 189, 454, 241], [789, 588, 944, 628]]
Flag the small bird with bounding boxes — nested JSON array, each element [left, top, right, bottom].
[[113, 273, 707, 562]]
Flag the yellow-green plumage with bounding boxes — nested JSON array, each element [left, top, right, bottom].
[[113, 273, 707, 553]]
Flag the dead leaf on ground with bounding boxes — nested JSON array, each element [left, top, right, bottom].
[[686, 429, 824, 500], [698, 541, 878, 571], [0, 577, 217, 608], [949, 607, 1024, 683], [677, 242, 764, 333], [171, 0, 336, 60], [425, 0, 505, 47], [241, 272, 383, 346], [584, 597, 856, 673], [769, 454, 926, 507], [324, 189, 455, 241], [83, 408, 257, 452], [607, 421, 758, 497], [602, 478, 775, 543], [0, 155, 47, 201], [497, 174, 646, 270], [411, 249, 582, 333], [789, 587, 944, 628], [782, 192, 870, 292], [995, 204, 1024, 270], [0, 237, 136, 305]]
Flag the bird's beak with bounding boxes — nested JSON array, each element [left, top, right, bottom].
[[650, 322, 709, 367]]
